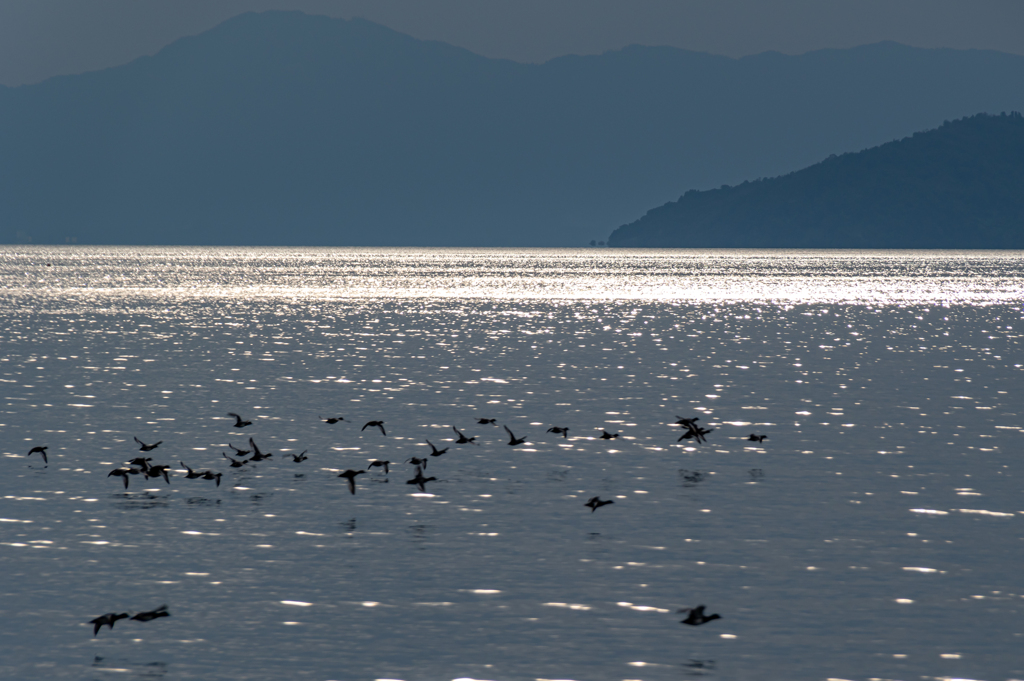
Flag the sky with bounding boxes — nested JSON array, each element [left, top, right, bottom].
[[2, 0, 1024, 87]]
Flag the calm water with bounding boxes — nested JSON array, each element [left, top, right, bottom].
[[1, 247, 1022, 681]]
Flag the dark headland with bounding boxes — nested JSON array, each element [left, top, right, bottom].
[[608, 113, 1024, 249]]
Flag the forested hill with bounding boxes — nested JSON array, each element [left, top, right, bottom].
[[608, 113, 1024, 249]]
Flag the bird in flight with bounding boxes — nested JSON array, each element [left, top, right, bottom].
[[747, 434, 767, 443], [130, 604, 170, 622], [679, 605, 721, 626], [407, 469, 437, 492], [426, 440, 449, 456], [406, 456, 429, 469], [180, 461, 203, 479], [89, 612, 129, 636], [585, 496, 614, 513], [200, 471, 223, 487], [321, 416, 344, 424], [599, 430, 620, 440], [452, 427, 477, 445], [368, 459, 391, 474], [362, 421, 386, 436], [228, 413, 252, 428], [248, 437, 273, 461], [338, 469, 366, 494], [286, 450, 309, 463], [27, 446, 48, 464], [133, 437, 162, 452], [547, 426, 569, 438], [504, 425, 527, 446], [477, 418, 497, 425]]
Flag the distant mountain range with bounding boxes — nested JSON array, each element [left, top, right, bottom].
[[2, 10, 1024, 247], [608, 113, 1024, 248]]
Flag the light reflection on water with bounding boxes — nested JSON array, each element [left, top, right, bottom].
[[1, 246, 1023, 303], [0, 247, 1022, 681]]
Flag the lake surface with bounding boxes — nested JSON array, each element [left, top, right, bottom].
[[1, 247, 1022, 681]]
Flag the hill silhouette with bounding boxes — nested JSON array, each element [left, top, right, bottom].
[[2, 11, 1024, 246], [608, 113, 1024, 248]]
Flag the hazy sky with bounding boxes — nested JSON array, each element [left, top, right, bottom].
[[3, 0, 1024, 86]]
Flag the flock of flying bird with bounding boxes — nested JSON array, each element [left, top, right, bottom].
[[25, 411, 769, 633]]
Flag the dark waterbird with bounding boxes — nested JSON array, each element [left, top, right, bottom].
[[367, 459, 391, 474], [452, 426, 477, 445], [585, 496, 614, 512], [180, 461, 203, 479], [144, 464, 172, 484], [679, 605, 721, 626], [338, 469, 366, 495], [248, 437, 273, 461], [407, 470, 437, 492], [406, 457, 429, 469], [200, 471, 223, 487], [361, 420, 386, 436], [228, 442, 251, 456], [222, 452, 248, 468], [133, 437, 162, 452], [320, 416, 344, 424], [599, 430, 620, 440], [227, 413, 252, 428], [107, 467, 136, 489], [426, 440, 448, 456], [547, 426, 569, 438], [127, 456, 152, 471], [747, 434, 767, 443], [27, 445, 48, 464], [477, 418, 497, 425], [89, 612, 129, 636], [504, 425, 527, 446], [285, 450, 309, 463], [130, 604, 170, 622]]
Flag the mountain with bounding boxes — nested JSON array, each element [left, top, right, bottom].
[[607, 113, 1024, 248], [2, 10, 1024, 246]]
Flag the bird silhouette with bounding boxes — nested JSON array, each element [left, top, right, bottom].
[[144, 464, 171, 484], [130, 604, 170, 622], [406, 457, 429, 469], [27, 446, 48, 464], [180, 461, 203, 479], [107, 467, 135, 489], [320, 416, 344, 424], [338, 470, 366, 495], [228, 442, 251, 456], [407, 470, 437, 492], [200, 471, 223, 487], [89, 612, 129, 636], [504, 425, 527, 446], [477, 418, 497, 425], [248, 438, 272, 461], [227, 413, 252, 428], [585, 496, 614, 512], [361, 421, 386, 435], [286, 450, 309, 463], [599, 430, 620, 440], [747, 434, 767, 443], [222, 452, 248, 468], [426, 440, 449, 456], [547, 426, 569, 438], [452, 427, 477, 445], [133, 437, 162, 452], [679, 605, 721, 626], [368, 459, 391, 474]]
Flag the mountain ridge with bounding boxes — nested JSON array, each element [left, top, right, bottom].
[[2, 10, 1024, 246]]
